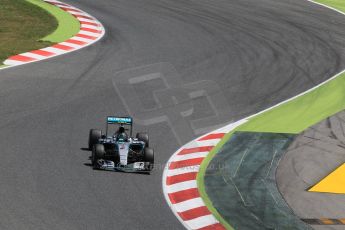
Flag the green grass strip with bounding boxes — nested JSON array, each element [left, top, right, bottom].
[[239, 72, 345, 133], [198, 1, 345, 229], [27, 0, 80, 43], [314, 0, 345, 12]]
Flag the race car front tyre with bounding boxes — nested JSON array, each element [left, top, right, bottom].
[[89, 129, 102, 150], [136, 132, 149, 147], [144, 147, 154, 171], [92, 144, 105, 169]]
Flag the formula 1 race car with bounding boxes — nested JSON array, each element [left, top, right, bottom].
[[88, 116, 154, 173]]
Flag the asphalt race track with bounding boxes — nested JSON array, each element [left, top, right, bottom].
[[1, 0, 345, 229]]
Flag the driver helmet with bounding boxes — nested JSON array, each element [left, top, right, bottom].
[[116, 126, 128, 142]]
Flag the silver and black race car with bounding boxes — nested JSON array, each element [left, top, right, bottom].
[[88, 116, 154, 173]]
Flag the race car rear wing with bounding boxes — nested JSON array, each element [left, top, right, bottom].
[[107, 116, 132, 124], [106, 116, 133, 136]]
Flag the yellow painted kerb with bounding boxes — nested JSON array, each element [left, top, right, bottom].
[[309, 163, 345, 194]]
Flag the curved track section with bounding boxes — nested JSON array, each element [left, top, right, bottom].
[[1, 0, 345, 229], [3, 0, 104, 67]]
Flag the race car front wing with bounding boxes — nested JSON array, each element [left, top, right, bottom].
[[95, 160, 151, 172]]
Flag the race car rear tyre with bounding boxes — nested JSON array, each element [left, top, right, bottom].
[[89, 129, 102, 150], [136, 132, 149, 147], [144, 147, 154, 171], [92, 144, 105, 169]]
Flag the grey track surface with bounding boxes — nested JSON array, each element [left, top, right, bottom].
[[1, 0, 345, 229], [277, 111, 345, 230]]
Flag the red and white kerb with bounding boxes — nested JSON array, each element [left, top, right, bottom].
[[4, 0, 105, 66], [163, 120, 247, 230]]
